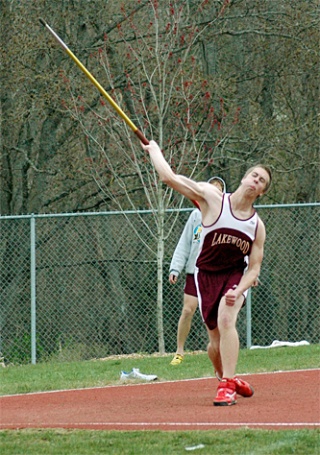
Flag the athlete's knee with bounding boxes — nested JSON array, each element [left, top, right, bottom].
[[183, 302, 195, 314], [181, 306, 195, 322], [218, 300, 239, 330], [182, 296, 197, 317], [218, 310, 235, 331]]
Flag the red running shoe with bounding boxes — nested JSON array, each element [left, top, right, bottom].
[[234, 377, 254, 397], [213, 379, 236, 406]]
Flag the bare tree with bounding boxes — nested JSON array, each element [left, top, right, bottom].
[[62, 0, 239, 352]]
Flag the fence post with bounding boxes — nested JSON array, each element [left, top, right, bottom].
[[246, 288, 252, 349], [30, 214, 37, 364]]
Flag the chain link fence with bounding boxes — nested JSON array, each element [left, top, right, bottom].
[[0, 203, 319, 364]]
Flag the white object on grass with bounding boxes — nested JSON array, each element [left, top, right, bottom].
[[120, 368, 157, 381], [250, 340, 310, 350], [185, 444, 205, 451]]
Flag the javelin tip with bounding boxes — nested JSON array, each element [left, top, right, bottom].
[[39, 18, 47, 27]]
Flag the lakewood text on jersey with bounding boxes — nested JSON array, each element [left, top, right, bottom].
[[211, 232, 250, 254]]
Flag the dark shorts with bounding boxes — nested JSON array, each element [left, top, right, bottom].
[[184, 273, 198, 297], [194, 268, 245, 330]]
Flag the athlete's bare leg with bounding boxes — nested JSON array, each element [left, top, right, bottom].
[[216, 295, 244, 379], [206, 327, 223, 379], [175, 293, 198, 356]]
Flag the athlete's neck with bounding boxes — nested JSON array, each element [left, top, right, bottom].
[[229, 191, 255, 218]]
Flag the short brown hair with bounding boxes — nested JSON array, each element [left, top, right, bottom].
[[245, 164, 272, 193]]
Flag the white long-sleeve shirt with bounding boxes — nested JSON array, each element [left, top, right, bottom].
[[169, 209, 202, 276]]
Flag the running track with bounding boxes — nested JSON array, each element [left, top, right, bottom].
[[1, 369, 319, 431]]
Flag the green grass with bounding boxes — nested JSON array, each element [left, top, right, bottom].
[[0, 345, 319, 455], [0, 428, 319, 455]]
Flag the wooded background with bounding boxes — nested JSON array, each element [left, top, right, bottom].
[[1, 0, 319, 216], [0, 1, 319, 362]]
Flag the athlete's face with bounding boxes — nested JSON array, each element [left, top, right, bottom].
[[242, 167, 270, 197]]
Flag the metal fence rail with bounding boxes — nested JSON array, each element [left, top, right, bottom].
[[0, 203, 319, 364]]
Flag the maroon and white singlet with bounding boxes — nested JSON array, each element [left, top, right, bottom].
[[194, 193, 259, 329]]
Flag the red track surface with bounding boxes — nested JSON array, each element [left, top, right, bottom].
[[1, 369, 319, 431]]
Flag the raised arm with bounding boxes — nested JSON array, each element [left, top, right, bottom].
[[142, 140, 206, 205]]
